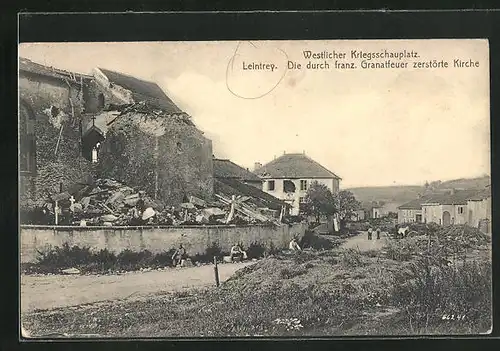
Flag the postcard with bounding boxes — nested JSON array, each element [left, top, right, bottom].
[[19, 39, 491, 337]]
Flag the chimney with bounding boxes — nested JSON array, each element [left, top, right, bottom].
[[283, 150, 286, 155], [254, 162, 262, 171]]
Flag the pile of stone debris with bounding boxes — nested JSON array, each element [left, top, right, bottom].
[[29, 178, 280, 227]]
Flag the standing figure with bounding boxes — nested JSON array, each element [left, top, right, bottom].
[[367, 227, 373, 240], [376, 228, 381, 240]]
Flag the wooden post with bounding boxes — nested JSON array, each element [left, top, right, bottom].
[[213, 256, 220, 287], [54, 200, 59, 225]]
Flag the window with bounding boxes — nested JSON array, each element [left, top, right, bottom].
[[19, 102, 36, 174], [300, 180, 308, 191], [299, 197, 306, 203], [283, 180, 296, 193], [458, 206, 464, 214], [267, 180, 275, 191]]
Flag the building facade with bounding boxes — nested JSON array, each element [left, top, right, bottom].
[[19, 58, 101, 212], [398, 188, 491, 233], [254, 153, 341, 215]]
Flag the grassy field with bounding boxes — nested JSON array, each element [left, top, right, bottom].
[[22, 227, 492, 338]]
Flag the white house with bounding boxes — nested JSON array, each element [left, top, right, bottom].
[[254, 152, 341, 215]]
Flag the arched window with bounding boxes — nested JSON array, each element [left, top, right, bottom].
[[19, 101, 36, 174]]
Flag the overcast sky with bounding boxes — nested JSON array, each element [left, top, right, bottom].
[[19, 40, 490, 188]]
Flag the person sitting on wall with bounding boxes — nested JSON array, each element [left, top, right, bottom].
[[230, 243, 247, 262], [289, 237, 302, 251], [172, 244, 188, 267]]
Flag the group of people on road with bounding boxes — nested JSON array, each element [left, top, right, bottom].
[[367, 227, 382, 240]]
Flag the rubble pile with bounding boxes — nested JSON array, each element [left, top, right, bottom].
[[30, 178, 282, 227]]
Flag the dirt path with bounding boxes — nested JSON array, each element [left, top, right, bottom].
[[341, 231, 389, 252], [21, 262, 255, 313]]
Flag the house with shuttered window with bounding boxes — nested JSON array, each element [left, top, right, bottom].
[[254, 152, 341, 215]]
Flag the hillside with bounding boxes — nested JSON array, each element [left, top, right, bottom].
[[346, 176, 490, 205], [437, 175, 490, 190], [346, 185, 423, 205]]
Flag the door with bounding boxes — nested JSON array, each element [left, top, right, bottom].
[[415, 214, 422, 222], [442, 211, 451, 226]]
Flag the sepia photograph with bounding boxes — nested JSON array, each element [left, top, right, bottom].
[[19, 39, 491, 338]]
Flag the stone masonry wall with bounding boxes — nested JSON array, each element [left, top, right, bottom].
[[20, 223, 307, 263], [19, 74, 96, 211], [97, 112, 214, 205]]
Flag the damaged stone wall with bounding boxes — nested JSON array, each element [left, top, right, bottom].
[[97, 111, 214, 206], [84, 79, 133, 113], [19, 74, 99, 211]]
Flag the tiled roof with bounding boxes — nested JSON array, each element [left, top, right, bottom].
[[465, 188, 491, 201], [214, 178, 287, 211], [97, 68, 183, 113], [213, 159, 262, 182], [19, 57, 92, 82], [255, 153, 341, 179], [398, 196, 433, 209], [421, 189, 482, 205], [399, 189, 491, 209]]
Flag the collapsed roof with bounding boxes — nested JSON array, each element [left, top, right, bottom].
[[96, 68, 182, 113], [214, 178, 288, 211], [213, 159, 262, 182]]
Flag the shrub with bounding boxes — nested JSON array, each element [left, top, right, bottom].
[[91, 248, 118, 271], [266, 242, 280, 256], [206, 241, 223, 259], [27, 244, 183, 274], [340, 248, 364, 267], [299, 231, 338, 250], [246, 242, 266, 259], [192, 242, 226, 264], [292, 250, 318, 264], [116, 249, 153, 270], [361, 249, 379, 258], [384, 239, 417, 261], [152, 249, 177, 267], [36, 243, 94, 269], [391, 258, 492, 333], [279, 266, 308, 279]]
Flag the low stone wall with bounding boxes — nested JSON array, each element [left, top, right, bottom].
[[20, 223, 307, 263]]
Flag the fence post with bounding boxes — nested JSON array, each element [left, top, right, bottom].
[[214, 256, 220, 287]]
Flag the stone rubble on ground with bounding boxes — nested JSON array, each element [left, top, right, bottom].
[[33, 177, 280, 226], [61, 267, 81, 275]]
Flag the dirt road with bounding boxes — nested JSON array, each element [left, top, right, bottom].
[[341, 231, 389, 252], [21, 262, 255, 313]]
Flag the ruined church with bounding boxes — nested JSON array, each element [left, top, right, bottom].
[[19, 58, 213, 213]]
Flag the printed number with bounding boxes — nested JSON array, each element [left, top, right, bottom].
[[442, 314, 466, 321]]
